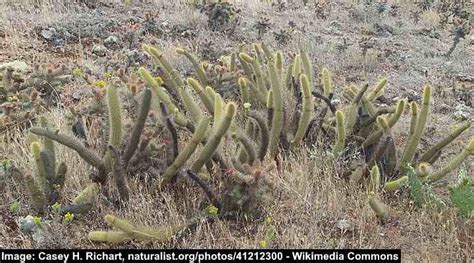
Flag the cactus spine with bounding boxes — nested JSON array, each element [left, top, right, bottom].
[[291, 74, 313, 147]]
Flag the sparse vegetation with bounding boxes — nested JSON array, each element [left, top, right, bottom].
[[0, 0, 472, 261]]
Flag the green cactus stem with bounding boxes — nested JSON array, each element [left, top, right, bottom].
[[260, 42, 273, 60], [424, 137, 474, 183], [399, 85, 432, 168], [138, 67, 188, 127], [88, 214, 184, 244], [368, 191, 389, 221], [268, 59, 283, 159], [232, 131, 257, 165], [368, 165, 380, 194], [367, 78, 387, 102], [108, 145, 129, 202], [25, 174, 47, 213], [213, 93, 225, 132], [332, 111, 346, 158], [238, 77, 250, 108], [31, 142, 48, 192], [321, 68, 332, 97], [176, 48, 209, 86], [248, 111, 269, 161], [40, 116, 56, 168], [104, 84, 123, 173], [275, 51, 283, 77], [123, 88, 152, 164], [143, 45, 202, 124], [362, 99, 406, 148], [239, 52, 268, 103], [384, 176, 408, 191], [292, 54, 302, 78], [160, 117, 210, 187], [30, 128, 105, 175], [344, 84, 368, 137], [87, 231, 131, 244], [188, 78, 214, 114], [191, 103, 236, 173], [419, 120, 472, 163], [291, 74, 313, 147], [299, 48, 312, 85]]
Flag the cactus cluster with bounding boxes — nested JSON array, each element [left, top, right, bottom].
[[26, 42, 472, 226], [25, 117, 67, 214], [0, 63, 72, 131]]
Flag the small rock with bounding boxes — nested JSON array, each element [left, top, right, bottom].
[[104, 36, 120, 49], [40, 28, 56, 40], [92, 45, 107, 57], [18, 215, 39, 234], [331, 99, 341, 106], [336, 219, 351, 231]]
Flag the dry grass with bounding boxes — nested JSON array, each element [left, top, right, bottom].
[[0, 0, 473, 262]]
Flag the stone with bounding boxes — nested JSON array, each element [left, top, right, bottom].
[[104, 36, 120, 49]]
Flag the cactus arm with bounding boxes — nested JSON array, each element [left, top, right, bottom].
[[138, 67, 188, 127], [230, 52, 236, 71], [238, 77, 250, 108], [367, 78, 387, 101], [399, 85, 432, 167], [123, 88, 152, 164], [31, 142, 48, 192], [368, 165, 380, 194], [275, 51, 284, 78], [108, 145, 129, 202], [383, 176, 408, 191], [232, 131, 257, 165], [239, 53, 268, 102], [424, 138, 474, 183], [299, 48, 312, 85], [292, 55, 302, 78], [362, 99, 406, 148], [268, 60, 284, 159], [29, 128, 105, 171], [106, 84, 123, 148], [191, 103, 236, 173], [188, 78, 214, 114], [344, 84, 369, 137], [332, 111, 346, 158], [291, 74, 313, 147], [368, 192, 389, 221], [160, 117, 210, 187], [260, 42, 273, 60], [25, 174, 47, 213], [40, 116, 56, 168], [176, 48, 209, 86], [55, 162, 67, 188], [88, 231, 131, 244], [419, 120, 472, 163], [248, 111, 269, 161], [321, 68, 332, 97]]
